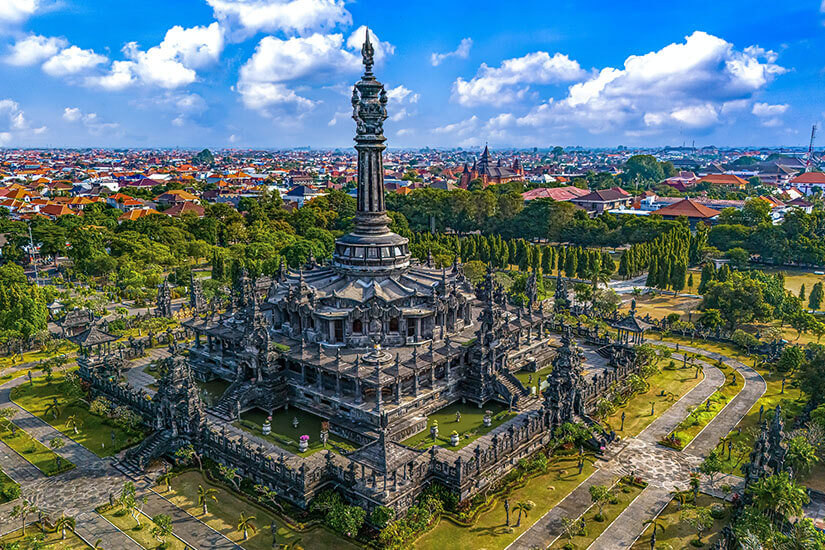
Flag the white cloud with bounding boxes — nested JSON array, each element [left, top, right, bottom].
[[452, 51, 585, 106], [0, 0, 37, 24], [386, 85, 419, 121], [327, 110, 349, 126], [431, 37, 472, 66], [0, 98, 45, 139], [386, 85, 419, 104], [84, 23, 223, 91], [345, 26, 395, 61], [61, 107, 118, 134], [206, 0, 351, 39], [515, 31, 786, 134], [432, 115, 479, 137], [42, 46, 107, 76], [752, 102, 788, 116], [237, 28, 393, 112], [62, 107, 81, 121], [5, 34, 66, 66]]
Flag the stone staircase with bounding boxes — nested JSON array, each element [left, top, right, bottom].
[[208, 379, 252, 421], [117, 431, 174, 478], [495, 371, 530, 408]]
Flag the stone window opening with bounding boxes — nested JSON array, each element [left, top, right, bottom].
[[353, 319, 363, 334], [389, 317, 400, 332]]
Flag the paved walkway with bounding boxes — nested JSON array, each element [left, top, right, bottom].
[[509, 342, 769, 550], [0, 357, 237, 549]]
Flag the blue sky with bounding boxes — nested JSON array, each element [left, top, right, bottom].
[[0, 0, 823, 149]]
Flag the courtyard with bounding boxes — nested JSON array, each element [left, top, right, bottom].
[[235, 407, 358, 456], [401, 401, 514, 451]]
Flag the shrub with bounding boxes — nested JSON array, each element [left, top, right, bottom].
[[709, 503, 726, 519]]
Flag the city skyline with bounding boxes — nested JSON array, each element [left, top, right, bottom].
[[0, 0, 823, 149]]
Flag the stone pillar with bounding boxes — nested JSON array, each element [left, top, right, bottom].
[[375, 384, 382, 411], [415, 318, 421, 341], [316, 369, 323, 391], [429, 366, 435, 386], [413, 374, 420, 397], [394, 380, 401, 405], [355, 378, 362, 404], [335, 374, 341, 396]]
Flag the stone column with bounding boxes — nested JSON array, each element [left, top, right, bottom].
[[355, 378, 362, 404]]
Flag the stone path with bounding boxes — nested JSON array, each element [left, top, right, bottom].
[[0, 358, 238, 549], [509, 342, 769, 550], [124, 347, 172, 394], [143, 492, 240, 550]]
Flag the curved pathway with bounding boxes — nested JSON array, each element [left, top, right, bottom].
[[507, 354, 724, 550], [587, 343, 766, 550], [0, 364, 239, 550], [508, 343, 766, 550]]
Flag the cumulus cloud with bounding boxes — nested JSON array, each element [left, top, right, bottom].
[[0, 0, 38, 24], [87, 22, 224, 90], [386, 84, 419, 121], [0, 98, 45, 138], [4, 34, 67, 66], [205, 0, 351, 39], [432, 115, 479, 136], [42, 45, 107, 76], [431, 37, 472, 66], [514, 31, 785, 134], [60, 106, 118, 134], [62, 107, 81, 121], [237, 28, 393, 113], [452, 51, 585, 106], [752, 102, 788, 116]]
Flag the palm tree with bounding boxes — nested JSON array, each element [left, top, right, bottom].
[[642, 518, 666, 549], [49, 437, 65, 470], [157, 471, 174, 493], [65, 414, 82, 435], [9, 499, 38, 535], [237, 512, 257, 541], [278, 540, 303, 550], [747, 472, 809, 525], [668, 487, 688, 509], [44, 400, 62, 420], [54, 513, 76, 540], [512, 501, 530, 527], [93, 539, 105, 550], [197, 485, 218, 516]]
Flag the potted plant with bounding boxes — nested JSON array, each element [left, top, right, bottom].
[[298, 434, 309, 452], [450, 430, 460, 446]]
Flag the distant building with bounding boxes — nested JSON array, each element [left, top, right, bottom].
[[651, 198, 720, 226], [521, 186, 589, 202], [569, 187, 632, 216], [789, 172, 825, 195], [458, 146, 523, 188], [696, 174, 748, 190]]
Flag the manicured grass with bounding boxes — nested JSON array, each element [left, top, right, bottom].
[[548, 479, 646, 550], [603, 364, 702, 437], [10, 371, 145, 458], [0, 343, 77, 370], [630, 494, 729, 550], [161, 470, 360, 550], [0, 419, 75, 476], [101, 507, 187, 550], [401, 401, 515, 451], [0, 523, 90, 549], [804, 461, 825, 493], [664, 363, 744, 450], [715, 367, 805, 476], [236, 408, 357, 456], [0, 466, 20, 503], [514, 364, 553, 392], [414, 454, 596, 550], [619, 293, 702, 321]]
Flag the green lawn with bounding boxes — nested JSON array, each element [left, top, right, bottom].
[[603, 364, 702, 437], [0, 419, 75, 476], [101, 507, 187, 550], [0, 343, 77, 370], [161, 470, 359, 550], [548, 479, 646, 550], [631, 494, 729, 550], [664, 363, 744, 450], [401, 401, 515, 451], [715, 367, 806, 477], [0, 523, 90, 549], [0, 466, 20, 503], [10, 371, 145, 458], [414, 454, 596, 550], [236, 408, 357, 457], [514, 364, 553, 392]]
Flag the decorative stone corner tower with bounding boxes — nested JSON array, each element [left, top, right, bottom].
[[190, 272, 206, 313], [156, 277, 173, 318]]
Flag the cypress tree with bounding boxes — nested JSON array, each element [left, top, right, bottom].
[[809, 282, 824, 310], [646, 257, 658, 287], [799, 284, 806, 302], [565, 248, 577, 278]]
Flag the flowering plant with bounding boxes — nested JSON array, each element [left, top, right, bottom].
[[299, 435, 309, 442]]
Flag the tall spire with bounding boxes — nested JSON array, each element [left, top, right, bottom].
[[332, 28, 411, 274]]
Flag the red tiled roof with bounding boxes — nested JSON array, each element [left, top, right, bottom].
[[521, 186, 589, 201], [164, 201, 205, 217], [790, 172, 825, 184], [653, 198, 720, 219], [697, 174, 748, 186]]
